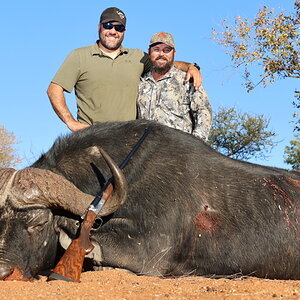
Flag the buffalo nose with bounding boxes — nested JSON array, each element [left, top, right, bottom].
[[0, 263, 13, 280]]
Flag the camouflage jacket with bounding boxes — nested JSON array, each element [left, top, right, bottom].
[[137, 66, 212, 140]]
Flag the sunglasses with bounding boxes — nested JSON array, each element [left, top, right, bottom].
[[102, 22, 126, 33]]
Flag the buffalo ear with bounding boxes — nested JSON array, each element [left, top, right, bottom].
[[53, 214, 80, 237], [53, 214, 80, 251], [58, 229, 73, 251]]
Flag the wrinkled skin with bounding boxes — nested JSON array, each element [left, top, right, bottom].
[[0, 120, 299, 280], [0, 204, 58, 279], [0, 203, 81, 280]]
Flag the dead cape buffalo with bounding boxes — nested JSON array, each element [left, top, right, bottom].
[[0, 120, 299, 281]]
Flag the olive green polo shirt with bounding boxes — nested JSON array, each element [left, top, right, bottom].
[[52, 42, 150, 125]]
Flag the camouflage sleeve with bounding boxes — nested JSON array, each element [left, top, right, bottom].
[[190, 86, 212, 141], [136, 78, 146, 120]]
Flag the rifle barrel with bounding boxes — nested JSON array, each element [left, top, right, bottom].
[[119, 127, 152, 169]]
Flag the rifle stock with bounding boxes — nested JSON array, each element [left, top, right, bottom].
[[48, 183, 113, 282]]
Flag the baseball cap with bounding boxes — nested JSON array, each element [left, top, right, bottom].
[[100, 7, 127, 26], [149, 32, 175, 48]]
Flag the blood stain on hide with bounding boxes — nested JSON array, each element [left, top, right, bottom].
[[193, 211, 221, 233], [264, 178, 293, 207]]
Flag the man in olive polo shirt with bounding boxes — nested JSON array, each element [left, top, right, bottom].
[[47, 7, 201, 132]]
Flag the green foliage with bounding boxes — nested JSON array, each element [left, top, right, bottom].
[[284, 133, 300, 169], [293, 90, 300, 131], [212, 0, 300, 128], [207, 107, 276, 160], [0, 126, 22, 168]]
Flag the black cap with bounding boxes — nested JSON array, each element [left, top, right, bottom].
[[100, 7, 126, 26]]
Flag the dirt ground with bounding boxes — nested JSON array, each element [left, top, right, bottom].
[[0, 270, 299, 300]]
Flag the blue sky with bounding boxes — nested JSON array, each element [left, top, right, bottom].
[[1, 0, 298, 169]]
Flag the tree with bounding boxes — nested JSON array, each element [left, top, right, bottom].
[[212, 0, 300, 128], [284, 133, 300, 169], [0, 126, 22, 168], [207, 107, 276, 160], [293, 90, 300, 131]]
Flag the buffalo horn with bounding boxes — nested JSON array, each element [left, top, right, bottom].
[[97, 147, 128, 216], [0, 168, 17, 206], [8, 148, 127, 216]]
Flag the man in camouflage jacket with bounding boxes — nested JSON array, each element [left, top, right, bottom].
[[137, 32, 212, 141]]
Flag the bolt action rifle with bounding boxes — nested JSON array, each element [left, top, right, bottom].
[[47, 127, 152, 282]]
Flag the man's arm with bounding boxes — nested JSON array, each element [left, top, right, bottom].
[[47, 83, 89, 132], [142, 52, 202, 88], [190, 86, 212, 141], [174, 61, 202, 89]]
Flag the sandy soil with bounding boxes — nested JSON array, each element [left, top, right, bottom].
[[0, 270, 299, 300]]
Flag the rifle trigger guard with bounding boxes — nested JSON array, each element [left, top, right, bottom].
[[92, 217, 103, 229]]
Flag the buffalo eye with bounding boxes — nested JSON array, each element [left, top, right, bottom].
[[27, 220, 49, 233], [24, 209, 53, 234]]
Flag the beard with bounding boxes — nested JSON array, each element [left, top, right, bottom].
[[151, 56, 174, 75], [99, 32, 124, 51]]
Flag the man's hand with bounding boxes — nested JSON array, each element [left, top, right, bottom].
[[67, 120, 90, 132], [47, 82, 90, 132], [185, 65, 202, 89], [173, 61, 203, 89]]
